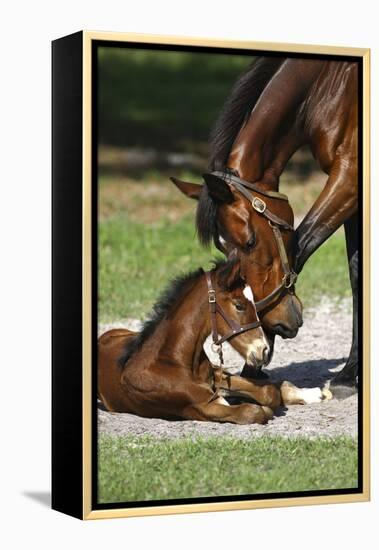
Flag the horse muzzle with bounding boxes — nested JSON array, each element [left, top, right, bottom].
[[246, 339, 271, 368]]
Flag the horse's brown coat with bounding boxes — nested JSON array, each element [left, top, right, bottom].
[[98, 263, 326, 423]]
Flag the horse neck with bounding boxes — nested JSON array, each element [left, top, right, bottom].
[[227, 59, 326, 189], [149, 276, 212, 370]]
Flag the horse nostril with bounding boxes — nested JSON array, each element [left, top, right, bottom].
[[274, 323, 298, 339]]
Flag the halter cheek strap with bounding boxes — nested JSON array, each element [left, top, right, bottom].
[[204, 271, 261, 349], [204, 270, 263, 400]]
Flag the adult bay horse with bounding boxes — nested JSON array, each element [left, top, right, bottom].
[[98, 260, 328, 424], [172, 56, 359, 397]]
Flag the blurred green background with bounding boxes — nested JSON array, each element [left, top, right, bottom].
[[98, 47, 350, 323], [99, 48, 251, 151]]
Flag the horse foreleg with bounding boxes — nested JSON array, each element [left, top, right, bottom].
[[330, 213, 359, 398], [294, 159, 357, 274]]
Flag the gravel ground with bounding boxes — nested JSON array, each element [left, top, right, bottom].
[[98, 300, 357, 439]]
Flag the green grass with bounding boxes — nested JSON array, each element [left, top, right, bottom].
[[98, 434, 358, 503], [296, 229, 350, 308], [99, 213, 350, 322], [99, 214, 223, 322]]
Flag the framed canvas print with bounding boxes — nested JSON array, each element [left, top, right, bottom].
[[52, 31, 370, 520]]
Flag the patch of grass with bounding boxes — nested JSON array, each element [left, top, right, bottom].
[[98, 434, 358, 504], [99, 214, 223, 321], [99, 212, 350, 321], [296, 230, 350, 308], [99, 172, 202, 223]]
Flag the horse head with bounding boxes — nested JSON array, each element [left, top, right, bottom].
[[171, 175, 303, 340]]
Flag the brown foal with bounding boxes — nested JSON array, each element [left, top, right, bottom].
[[98, 260, 328, 424]]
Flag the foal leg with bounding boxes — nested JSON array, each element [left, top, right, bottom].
[[183, 396, 272, 425], [330, 213, 359, 398], [280, 381, 331, 405], [218, 373, 281, 409], [219, 375, 331, 407]]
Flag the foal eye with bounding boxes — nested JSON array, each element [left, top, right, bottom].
[[235, 302, 246, 312]]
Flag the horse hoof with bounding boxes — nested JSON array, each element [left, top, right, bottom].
[[328, 383, 357, 400]]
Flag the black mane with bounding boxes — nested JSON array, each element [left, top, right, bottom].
[[119, 259, 238, 367], [119, 264, 209, 367], [209, 56, 284, 170], [196, 57, 284, 247]]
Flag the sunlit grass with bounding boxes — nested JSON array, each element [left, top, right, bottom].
[[98, 434, 358, 503], [99, 212, 349, 322]]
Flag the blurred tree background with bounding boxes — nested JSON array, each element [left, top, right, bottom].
[[98, 47, 252, 153]]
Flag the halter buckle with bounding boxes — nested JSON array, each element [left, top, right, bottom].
[[282, 271, 297, 289], [208, 289, 216, 303], [252, 197, 266, 213]]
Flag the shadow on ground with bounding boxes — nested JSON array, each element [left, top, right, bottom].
[[23, 491, 51, 508], [266, 357, 347, 387]]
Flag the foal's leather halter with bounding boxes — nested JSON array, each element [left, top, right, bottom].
[[204, 270, 261, 356], [204, 270, 262, 398], [206, 170, 298, 312]]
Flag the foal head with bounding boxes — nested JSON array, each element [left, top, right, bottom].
[[171, 175, 303, 339], [214, 260, 271, 368]]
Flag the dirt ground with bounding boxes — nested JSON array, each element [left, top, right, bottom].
[[98, 300, 357, 439]]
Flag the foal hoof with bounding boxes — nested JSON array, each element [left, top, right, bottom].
[[241, 363, 269, 380]]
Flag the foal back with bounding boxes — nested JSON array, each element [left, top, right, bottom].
[[98, 328, 136, 412]]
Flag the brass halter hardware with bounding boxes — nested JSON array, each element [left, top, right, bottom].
[[252, 197, 267, 213]]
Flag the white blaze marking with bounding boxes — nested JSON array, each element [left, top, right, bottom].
[[243, 285, 255, 303], [242, 284, 270, 364]]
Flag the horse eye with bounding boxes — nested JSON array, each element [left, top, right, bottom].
[[245, 234, 256, 250], [235, 302, 246, 312]]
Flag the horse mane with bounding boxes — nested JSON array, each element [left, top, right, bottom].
[[209, 56, 284, 170], [196, 56, 284, 247], [119, 259, 240, 367]]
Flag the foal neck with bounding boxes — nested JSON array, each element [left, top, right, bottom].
[[157, 275, 212, 369]]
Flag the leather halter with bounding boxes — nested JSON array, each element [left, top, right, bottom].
[[206, 170, 298, 312], [204, 270, 261, 351]]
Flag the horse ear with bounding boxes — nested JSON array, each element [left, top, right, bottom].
[[170, 177, 202, 200], [202, 173, 234, 203]]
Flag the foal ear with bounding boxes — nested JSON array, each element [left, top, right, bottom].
[[218, 259, 243, 290], [202, 173, 235, 204], [170, 177, 202, 200]]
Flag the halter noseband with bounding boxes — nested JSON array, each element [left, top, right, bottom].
[[206, 170, 298, 312]]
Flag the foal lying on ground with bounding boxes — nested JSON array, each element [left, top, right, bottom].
[[98, 260, 331, 424]]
